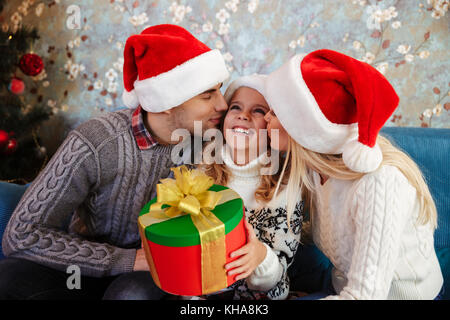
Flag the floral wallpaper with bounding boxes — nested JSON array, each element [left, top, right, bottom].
[[1, 0, 449, 155]]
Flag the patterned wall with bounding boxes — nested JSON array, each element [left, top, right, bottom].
[[2, 0, 449, 154]]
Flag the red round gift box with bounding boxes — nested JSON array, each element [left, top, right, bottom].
[[146, 208, 246, 296]]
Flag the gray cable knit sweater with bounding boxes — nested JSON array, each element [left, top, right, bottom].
[[2, 109, 175, 277]]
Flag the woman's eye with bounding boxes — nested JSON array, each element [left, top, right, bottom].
[[230, 105, 240, 110], [202, 94, 212, 100]]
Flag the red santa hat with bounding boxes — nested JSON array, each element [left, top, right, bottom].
[[265, 49, 399, 173], [122, 24, 229, 113]]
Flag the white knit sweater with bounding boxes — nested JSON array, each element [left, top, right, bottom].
[[221, 147, 303, 300], [312, 165, 444, 300]]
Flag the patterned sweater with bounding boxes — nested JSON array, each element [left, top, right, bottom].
[[2, 109, 176, 277], [312, 165, 443, 299], [220, 147, 303, 300]]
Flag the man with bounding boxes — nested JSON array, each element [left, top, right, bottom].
[[0, 24, 229, 300]]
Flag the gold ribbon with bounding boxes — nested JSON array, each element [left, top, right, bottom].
[[138, 165, 239, 294]]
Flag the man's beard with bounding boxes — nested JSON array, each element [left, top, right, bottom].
[[171, 112, 211, 137]]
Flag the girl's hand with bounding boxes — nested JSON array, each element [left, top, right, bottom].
[[224, 220, 267, 281]]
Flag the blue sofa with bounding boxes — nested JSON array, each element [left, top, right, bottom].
[[1, 127, 449, 299]]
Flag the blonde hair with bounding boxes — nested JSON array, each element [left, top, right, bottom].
[[277, 135, 438, 242]]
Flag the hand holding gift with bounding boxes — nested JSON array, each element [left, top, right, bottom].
[[138, 165, 247, 296], [225, 220, 267, 281], [133, 243, 150, 272]]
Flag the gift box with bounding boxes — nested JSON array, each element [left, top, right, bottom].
[[138, 166, 247, 296]]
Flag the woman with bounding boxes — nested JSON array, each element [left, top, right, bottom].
[[200, 74, 303, 300], [262, 49, 444, 299]]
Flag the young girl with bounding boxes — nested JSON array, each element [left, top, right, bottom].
[[201, 74, 303, 300], [262, 49, 444, 299]]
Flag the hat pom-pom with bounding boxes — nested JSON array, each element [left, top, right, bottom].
[[342, 140, 382, 173], [122, 88, 140, 109]]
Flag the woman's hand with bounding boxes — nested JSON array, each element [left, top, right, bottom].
[[224, 220, 267, 281]]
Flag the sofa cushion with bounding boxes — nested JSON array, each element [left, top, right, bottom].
[[0, 182, 28, 260], [436, 247, 450, 299], [380, 127, 450, 249]]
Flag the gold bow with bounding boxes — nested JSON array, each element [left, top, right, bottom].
[[151, 165, 222, 218], [138, 165, 239, 294]]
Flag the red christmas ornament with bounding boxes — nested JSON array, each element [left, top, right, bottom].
[[4, 138, 18, 155], [8, 77, 25, 94], [19, 53, 44, 76], [0, 130, 9, 149]]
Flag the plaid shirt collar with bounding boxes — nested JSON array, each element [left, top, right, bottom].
[[131, 106, 159, 150]]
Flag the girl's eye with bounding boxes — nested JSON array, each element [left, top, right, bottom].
[[230, 105, 240, 110], [253, 108, 267, 115]]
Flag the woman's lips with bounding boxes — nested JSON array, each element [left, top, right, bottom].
[[232, 125, 249, 130]]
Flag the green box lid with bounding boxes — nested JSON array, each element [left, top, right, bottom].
[[139, 185, 244, 247]]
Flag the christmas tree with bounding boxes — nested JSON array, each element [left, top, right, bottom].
[[0, 0, 52, 183]]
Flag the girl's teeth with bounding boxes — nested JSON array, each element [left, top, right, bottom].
[[233, 128, 249, 134]]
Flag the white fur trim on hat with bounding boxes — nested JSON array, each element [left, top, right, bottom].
[[224, 74, 268, 103], [131, 49, 229, 113], [122, 88, 140, 109], [265, 54, 358, 154], [342, 140, 382, 173]]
